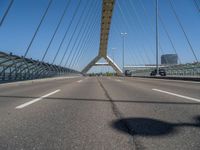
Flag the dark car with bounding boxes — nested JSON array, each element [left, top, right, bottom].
[[150, 68, 166, 76], [125, 70, 132, 77]]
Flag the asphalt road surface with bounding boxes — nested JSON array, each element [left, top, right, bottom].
[[0, 76, 200, 150]]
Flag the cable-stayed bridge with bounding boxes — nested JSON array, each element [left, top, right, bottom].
[[0, 0, 200, 80], [0, 0, 200, 149]]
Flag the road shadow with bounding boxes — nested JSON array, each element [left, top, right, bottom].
[[0, 95, 200, 106], [111, 116, 200, 137]]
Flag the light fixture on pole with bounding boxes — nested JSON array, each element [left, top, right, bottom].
[[121, 32, 127, 75]]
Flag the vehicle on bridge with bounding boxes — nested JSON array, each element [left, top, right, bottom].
[[150, 68, 166, 76], [125, 70, 132, 77]]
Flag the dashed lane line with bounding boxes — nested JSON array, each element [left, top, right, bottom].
[[15, 89, 61, 109], [77, 80, 83, 83], [115, 79, 122, 82], [152, 88, 200, 103]]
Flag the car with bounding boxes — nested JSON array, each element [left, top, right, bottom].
[[150, 68, 166, 76], [125, 70, 132, 77]]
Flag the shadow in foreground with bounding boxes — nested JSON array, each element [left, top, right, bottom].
[[111, 116, 200, 137]]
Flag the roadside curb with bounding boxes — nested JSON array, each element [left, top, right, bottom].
[[0, 76, 82, 87]]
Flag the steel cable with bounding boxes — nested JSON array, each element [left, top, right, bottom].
[[140, 0, 179, 65], [169, 0, 198, 62], [59, 0, 87, 66], [67, 0, 100, 68], [0, 0, 14, 26], [52, 0, 81, 64], [194, 0, 200, 12], [74, 14, 101, 70], [41, 0, 71, 61], [71, 15, 100, 70], [63, 0, 96, 67], [24, 0, 53, 57], [128, 0, 153, 64], [116, 1, 148, 65]]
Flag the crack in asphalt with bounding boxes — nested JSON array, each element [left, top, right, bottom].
[[97, 77, 145, 150]]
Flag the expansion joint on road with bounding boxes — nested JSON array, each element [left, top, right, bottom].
[[96, 77, 141, 150]]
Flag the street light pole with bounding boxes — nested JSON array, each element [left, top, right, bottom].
[[156, 0, 159, 76], [121, 33, 127, 75]]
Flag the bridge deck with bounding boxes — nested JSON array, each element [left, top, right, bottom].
[[0, 76, 200, 149]]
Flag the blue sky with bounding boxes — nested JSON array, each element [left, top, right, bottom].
[[0, 0, 200, 72]]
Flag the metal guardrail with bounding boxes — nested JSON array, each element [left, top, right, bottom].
[[131, 63, 200, 77], [0, 51, 80, 82]]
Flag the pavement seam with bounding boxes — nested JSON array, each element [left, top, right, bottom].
[[97, 77, 143, 150]]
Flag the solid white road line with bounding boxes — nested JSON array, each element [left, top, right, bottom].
[[77, 80, 83, 83], [16, 89, 61, 109], [115, 79, 122, 82], [152, 89, 200, 102]]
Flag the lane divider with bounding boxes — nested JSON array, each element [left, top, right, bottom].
[[77, 77, 89, 83], [77, 80, 83, 83], [106, 77, 123, 82], [15, 89, 61, 109], [115, 79, 122, 82], [152, 89, 200, 102]]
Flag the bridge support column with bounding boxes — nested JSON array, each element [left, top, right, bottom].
[[81, 0, 123, 76], [82, 55, 123, 76]]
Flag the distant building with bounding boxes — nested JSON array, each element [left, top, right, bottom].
[[161, 54, 178, 65]]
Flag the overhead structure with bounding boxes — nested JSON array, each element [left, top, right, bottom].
[[0, 51, 79, 82], [82, 0, 123, 75]]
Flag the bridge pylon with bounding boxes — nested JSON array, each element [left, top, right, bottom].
[[81, 0, 123, 76]]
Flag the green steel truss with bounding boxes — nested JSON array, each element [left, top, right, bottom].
[[0, 51, 80, 82]]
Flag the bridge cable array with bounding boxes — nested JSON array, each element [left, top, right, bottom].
[[52, 0, 81, 64], [67, 0, 100, 69], [0, 0, 199, 78], [110, 0, 199, 69], [24, 0, 53, 57], [116, 0, 151, 65], [168, 0, 199, 62], [62, 0, 95, 67], [41, 0, 72, 61], [74, 6, 101, 70], [193, 0, 200, 12]]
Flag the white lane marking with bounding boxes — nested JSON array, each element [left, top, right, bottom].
[[152, 89, 200, 102], [135, 78, 200, 84], [115, 79, 122, 82], [16, 89, 61, 109], [77, 80, 83, 83]]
